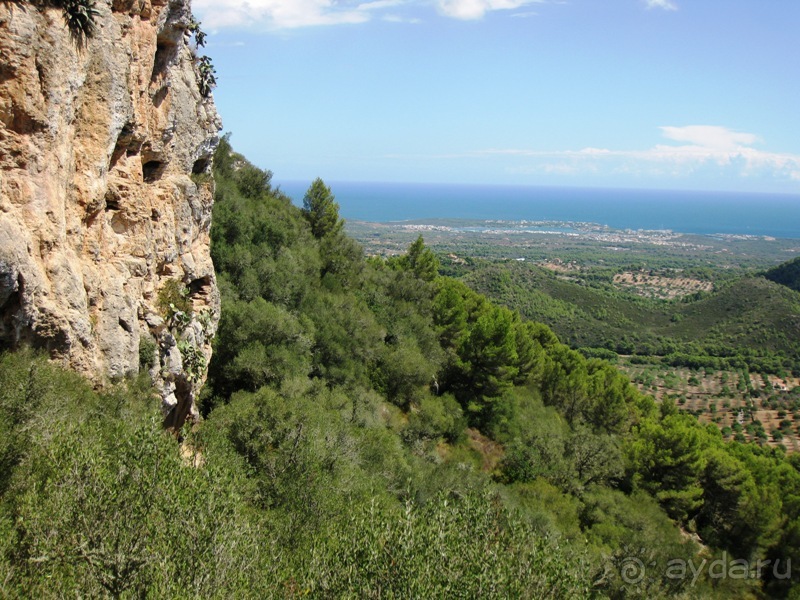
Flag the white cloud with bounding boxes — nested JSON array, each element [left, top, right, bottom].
[[383, 14, 423, 23], [194, 0, 552, 29], [659, 125, 758, 150], [471, 126, 800, 184], [436, 0, 542, 20], [359, 0, 406, 11], [192, 0, 679, 30], [194, 0, 399, 30], [645, 0, 678, 10]]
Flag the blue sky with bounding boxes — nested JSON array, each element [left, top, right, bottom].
[[193, 0, 800, 193]]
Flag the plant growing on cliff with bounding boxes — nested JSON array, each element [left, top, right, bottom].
[[139, 337, 157, 370], [54, 0, 100, 39], [196, 308, 214, 338], [187, 14, 215, 98], [187, 17, 207, 49], [196, 55, 217, 98], [11, 0, 99, 40], [177, 341, 206, 383], [157, 279, 193, 326], [190, 171, 213, 187]]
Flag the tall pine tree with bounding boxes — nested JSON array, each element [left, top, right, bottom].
[[302, 178, 343, 239]]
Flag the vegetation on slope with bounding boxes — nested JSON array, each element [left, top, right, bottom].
[[2, 137, 800, 597], [766, 256, 800, 293], [459, 260, 800, 375]]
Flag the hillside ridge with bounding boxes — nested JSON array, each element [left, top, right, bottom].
[[765, 256, 800, 293]]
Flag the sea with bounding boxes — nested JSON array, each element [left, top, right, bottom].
[[278, 181, 800, 239]]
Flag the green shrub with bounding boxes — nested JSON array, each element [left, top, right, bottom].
[[405, 393, 466, 444], [196, 55, 216, 98], [138, 337, 157, 370], [177, 341, 206, 383], [156, 279, 192, 323], [302, 491, 593, 598], [0, 352, 259, 597], [5, 409, 254, 596]]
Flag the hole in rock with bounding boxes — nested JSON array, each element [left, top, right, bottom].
[[151, 40, 177, 83], [192, 158, 209, 175], [105, 191, 120, 211], [188, 276, 212, 299], [142, 160, 164, 183]]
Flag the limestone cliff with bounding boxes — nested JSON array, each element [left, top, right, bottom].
[[0, 0, 221, 427]]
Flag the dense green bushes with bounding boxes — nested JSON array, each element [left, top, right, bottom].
[[0, 351, 595, 598], [0, 352, 257, 597]]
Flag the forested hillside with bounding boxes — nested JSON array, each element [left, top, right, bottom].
[[2, 138, 800, 597], [766, 257, 800, 293], [458, 260, 800, 376]]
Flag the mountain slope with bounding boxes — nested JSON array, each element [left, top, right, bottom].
[[765, 255, 800, 293], [461, 261, 800, 373]]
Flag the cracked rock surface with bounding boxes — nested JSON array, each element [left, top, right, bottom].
[[0, 0, 221, 427]]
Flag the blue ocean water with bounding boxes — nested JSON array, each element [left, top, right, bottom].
[[278, 181, 800, 239]]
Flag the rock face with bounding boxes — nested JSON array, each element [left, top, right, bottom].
[[0, 0, 221, 427]]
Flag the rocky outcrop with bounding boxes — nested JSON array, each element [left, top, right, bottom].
[[0, 0, 221, 427]]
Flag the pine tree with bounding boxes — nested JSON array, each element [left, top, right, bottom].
[[302, 178, 343, 239], [403, 235, 440, 281]]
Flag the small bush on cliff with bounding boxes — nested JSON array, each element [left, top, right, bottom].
[[56, 0, 99, 38], [196, 55, 216, 98], [138, 337, 157, 370], [187, 17, 207, 49], [177, 340, 206, 383], [157, 279, 192, 324]]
